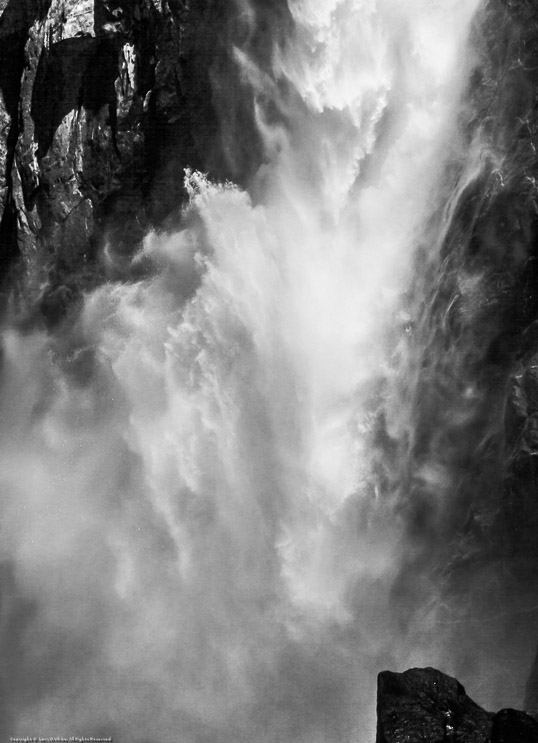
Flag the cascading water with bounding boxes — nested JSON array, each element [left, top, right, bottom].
[[2, 0, 535, 741]]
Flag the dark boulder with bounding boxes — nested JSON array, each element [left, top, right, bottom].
[[376, 667, 492, 743], [376, 667, 538, 743]]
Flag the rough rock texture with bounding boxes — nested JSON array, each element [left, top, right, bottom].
[[376, 668, 538, 743], [0, 0, 292, 317], [384, 0, 538, 707], [376, 668, 493, 743], [0, 0, 231, 311]]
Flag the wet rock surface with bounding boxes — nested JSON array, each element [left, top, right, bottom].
[[383, 0, 538, 706], [0, 0, 230, 302], [376, 668, 538, 743]]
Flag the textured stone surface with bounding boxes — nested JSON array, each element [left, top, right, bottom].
[[382, 0, 538, 708], [0, 0, 229, 306], [376, 668, 493, 743], [376, 668, 538, 743]]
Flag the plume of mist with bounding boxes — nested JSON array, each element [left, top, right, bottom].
[[2, 1, 524, 742]]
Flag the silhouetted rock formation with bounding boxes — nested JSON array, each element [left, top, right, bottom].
[[376, 668, 493, 743], [376, 668, 538, 743]]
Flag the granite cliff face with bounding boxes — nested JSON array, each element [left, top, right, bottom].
[[0, 0, 233, 315]]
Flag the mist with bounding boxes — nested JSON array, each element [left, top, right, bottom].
[[1, 0, 535, 741]]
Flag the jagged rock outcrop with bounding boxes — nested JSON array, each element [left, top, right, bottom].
[[0, 0, 230, 311], [0, 0, 291, 317], [377, 668, 538, 743]]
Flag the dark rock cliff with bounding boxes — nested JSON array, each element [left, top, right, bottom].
[[0, 0, 233, 314], [385, 0, 538, 705], [0, 0, 291, 317]]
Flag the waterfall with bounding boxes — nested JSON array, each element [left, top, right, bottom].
[[3, 0, 530, 741]]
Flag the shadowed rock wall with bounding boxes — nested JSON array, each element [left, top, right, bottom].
[[0, 0, 231, 313], [384, 0, 538, 706]]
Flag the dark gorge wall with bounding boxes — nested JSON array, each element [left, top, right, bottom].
[[382, 0, 538, 709], [0, 0, 234, 317], [0, 0, 294, 320]]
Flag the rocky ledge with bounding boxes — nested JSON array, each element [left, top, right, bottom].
[[377, 667, 538, 743]]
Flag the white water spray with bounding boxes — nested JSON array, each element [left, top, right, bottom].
[[1, 1, 489, 741]]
